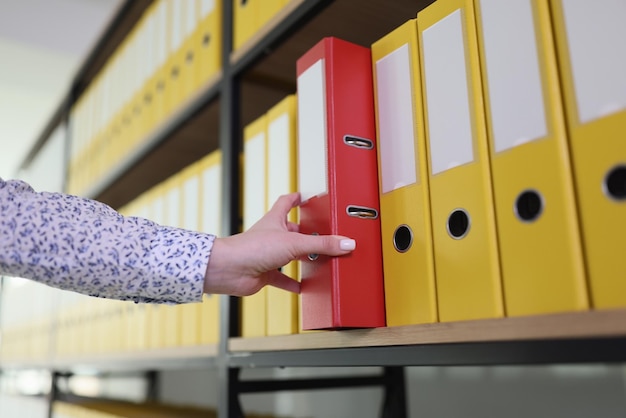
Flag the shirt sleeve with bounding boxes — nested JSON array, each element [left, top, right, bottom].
[[0, 178, 215, 304]]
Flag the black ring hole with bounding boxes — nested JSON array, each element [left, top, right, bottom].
[[393, 225, 413, 253], [515, 190, 543, 222], [605, 165, 626, 201], [447, 209, 470, 239]]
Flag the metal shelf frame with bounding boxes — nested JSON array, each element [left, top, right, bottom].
[[227, 338, 626, 368]]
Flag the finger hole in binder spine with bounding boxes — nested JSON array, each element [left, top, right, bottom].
[[514, 190, 544, 223], [343, 135, 374, 149], [447, 208, 470, 239], [393, 224, 413, 253], [346, 206, 379, 219], [604, 165, 626, 201]]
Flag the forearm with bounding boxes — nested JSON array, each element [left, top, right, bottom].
[[0, 179, 214, 303]]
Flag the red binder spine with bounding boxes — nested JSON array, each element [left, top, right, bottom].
[[297, 37, 385, 330]]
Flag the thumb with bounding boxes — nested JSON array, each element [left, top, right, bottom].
[[292, 234, 356, 258]]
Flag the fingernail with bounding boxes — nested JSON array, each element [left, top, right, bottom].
[[340, 239, 356, 251]]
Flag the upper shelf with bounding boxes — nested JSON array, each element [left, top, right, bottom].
[[233, 0, 436, 128], [21, 0, 434, 209], [19, 0, 151, 174]]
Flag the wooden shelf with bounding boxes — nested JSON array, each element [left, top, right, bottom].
[[230, 309, 626, 353]]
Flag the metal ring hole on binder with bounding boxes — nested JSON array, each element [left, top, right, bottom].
[[203, 34, 211, 47], [447, 209, 470, 240], [186, 51, 194, 64], [308, 232, 320, 261], [603, 165, 626, 201], [514, 190, 544, 222], [393, 225, 413, 253], [171, 66, 180, 79], [346, 206, 379, 219], [343, 135, 374, 149]]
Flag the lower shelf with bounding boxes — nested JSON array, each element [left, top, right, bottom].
[[1, 345, 219, 373]]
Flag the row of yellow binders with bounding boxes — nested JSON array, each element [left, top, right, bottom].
[[376, 0, 626, 326], [0, 294, 220, 361], [66, 0, 297, 198], [237, 0, 626, 331], [68, 0, 222, 197], [240, 95, 300, 337]]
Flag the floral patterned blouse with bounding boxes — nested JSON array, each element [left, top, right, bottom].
[[0, 178, 214, 304]]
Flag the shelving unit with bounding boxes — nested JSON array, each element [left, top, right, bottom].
[[3, 1, 626, 417]]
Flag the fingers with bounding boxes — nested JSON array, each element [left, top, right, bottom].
[[287, 221, 299, 232], [294, 234, 356, 257], [266, 269, 301, 293], [268, 193, 301, 219]]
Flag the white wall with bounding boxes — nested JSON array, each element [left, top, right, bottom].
[[0, 0, 121, 180], [0, 38, 75, 180]]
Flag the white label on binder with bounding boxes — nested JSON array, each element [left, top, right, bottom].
[[297, 59, 328, 201], [153, 194, 164, 225], [158, 1, 169, 62], [423, 9, 474, 175], [185, 0, 197, 36], [183, 175, 199, 231], [268, 113, 293, 205], [376, 43, 418, 193], [172, 1, 183, 50], [244, 132, 266, 229], [166, 185, 181, 227], [201, 162, 222, 236], [563, 0, 626, 123], [137, 201, 150, 220], [480, 0, 547, 152]]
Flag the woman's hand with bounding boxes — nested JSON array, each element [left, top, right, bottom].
[[203, 192, 356, 296]]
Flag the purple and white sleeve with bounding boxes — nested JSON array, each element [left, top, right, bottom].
[[0, 178, 214, 304]]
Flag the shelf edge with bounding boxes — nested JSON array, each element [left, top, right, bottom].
[[229, 308, 626, 352]]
